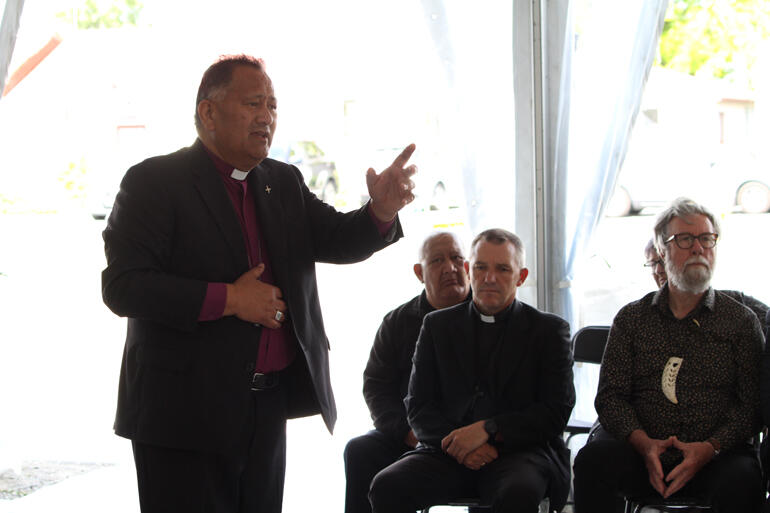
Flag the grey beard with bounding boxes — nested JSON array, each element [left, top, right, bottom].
[[668, 264, 711, 294]]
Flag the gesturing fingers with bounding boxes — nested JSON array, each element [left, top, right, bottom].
[[389, 143, 416, 170]]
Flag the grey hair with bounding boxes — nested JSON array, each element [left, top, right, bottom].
[[653, 197, 720, 253], [470, 228, 525, 268], [417, 232, 464, 263], [644, 238, 657, 257]]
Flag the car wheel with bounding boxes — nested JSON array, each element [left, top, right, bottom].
[[736, 181, 770, 213], [320, 179, 338, 206], [430, 182, 447, 211], [605, 186, 632, 217]]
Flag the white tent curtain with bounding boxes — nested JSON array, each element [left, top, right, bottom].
[[0, 0, 24, 98], [418, 0, 517, 238], [547, 0, 669, 328]]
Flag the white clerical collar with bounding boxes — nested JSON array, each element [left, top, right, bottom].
[[479, 313, 496, 324], [230, 168, 249, 181], [473, 300, 516, 324]]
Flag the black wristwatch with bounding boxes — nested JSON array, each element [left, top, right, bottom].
[[484, 418, 498, 439]]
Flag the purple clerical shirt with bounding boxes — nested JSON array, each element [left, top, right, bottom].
[[196, 143, 393, 373]]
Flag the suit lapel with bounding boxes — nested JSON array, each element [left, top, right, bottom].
[[189, 142, 249, 270], [453, 302, 478, 389], [496, 300, 531, 390], [248, 161, 290, 289]]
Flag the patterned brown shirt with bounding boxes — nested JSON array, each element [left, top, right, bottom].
[[596, 286, 763, 451]]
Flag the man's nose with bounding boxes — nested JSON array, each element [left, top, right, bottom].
[[691, 238, 706, 253], [256, 105, 273, 125]]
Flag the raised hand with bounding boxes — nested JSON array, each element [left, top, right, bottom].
[[366, 143, 417, 222]]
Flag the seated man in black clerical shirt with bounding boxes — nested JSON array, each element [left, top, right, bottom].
[[369, 228, 575, 513]]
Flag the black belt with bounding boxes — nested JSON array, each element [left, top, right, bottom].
[[250, 372, 279, 391]]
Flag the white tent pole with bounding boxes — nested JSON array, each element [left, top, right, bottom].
[[531, 0, 547, 310], [0, 0, 25, 99]]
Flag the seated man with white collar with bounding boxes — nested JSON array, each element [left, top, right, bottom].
[[369, 228, 575, 513]]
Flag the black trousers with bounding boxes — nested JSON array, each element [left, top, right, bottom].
[[573, 437, 764, 513], [343, 430, 412, 513], [369, 448, 552, 513], [131, 383, 288, 513]]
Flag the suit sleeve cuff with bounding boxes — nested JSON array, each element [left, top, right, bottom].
[[367, 202, 396, 237], [198, 282, 227, 321]]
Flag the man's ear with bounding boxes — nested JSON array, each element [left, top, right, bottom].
[[413, 263, 424, 283], [517, 268, 529, 287], [197, 100, 216, 131], [464, 261, 470, 275]]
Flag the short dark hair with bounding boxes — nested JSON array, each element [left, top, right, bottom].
[[194, 54, 264, 131], [470, 228, 525, 268]]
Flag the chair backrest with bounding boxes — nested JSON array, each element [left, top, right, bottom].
[[566, 325, 610, 438], [572, 325, 610, 364]]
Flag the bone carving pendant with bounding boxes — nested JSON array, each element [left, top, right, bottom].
[[661, 356, 683, 404]]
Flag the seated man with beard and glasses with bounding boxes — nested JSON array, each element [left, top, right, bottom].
[[643, 238, 768, 332], [574, 197, 765, 513]]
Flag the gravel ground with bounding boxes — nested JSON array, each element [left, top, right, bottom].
[[0, 462, 112, 500]]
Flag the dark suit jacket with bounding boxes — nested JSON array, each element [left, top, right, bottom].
[[363, 290, 472, 442], [363, 291, 435, 442], [102, 139, 400, 454], [761, 308, 770, 426], [405, 299, 575, 510]]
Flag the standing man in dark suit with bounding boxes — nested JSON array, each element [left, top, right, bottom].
[[343, 231, 471, 513], [101, 54, 416, 513], [368, 229, 575, 513]]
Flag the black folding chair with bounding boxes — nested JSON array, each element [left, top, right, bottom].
[[565, 325, 609, 444], [623, 494, 712, 512], [421, 497, 551, 512]]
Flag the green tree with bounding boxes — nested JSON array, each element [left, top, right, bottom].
[[658, 0, 770, 86], [56, 0, 143, 29]]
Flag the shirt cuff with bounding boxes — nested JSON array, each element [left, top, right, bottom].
[[367, 202, 395, 237], [198, 282, 227, 321]]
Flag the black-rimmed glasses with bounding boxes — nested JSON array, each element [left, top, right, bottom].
[[643, 259, 664, 268], [663, 232, 718, 250]]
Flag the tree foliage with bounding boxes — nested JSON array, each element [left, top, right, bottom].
[[658, 0, 770, 84], [56, 0, 144, 29]]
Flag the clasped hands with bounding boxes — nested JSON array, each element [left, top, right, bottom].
[[225, 264, 287, 329], [628, 429, 715, 498], [441, 420, 498, 471]]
